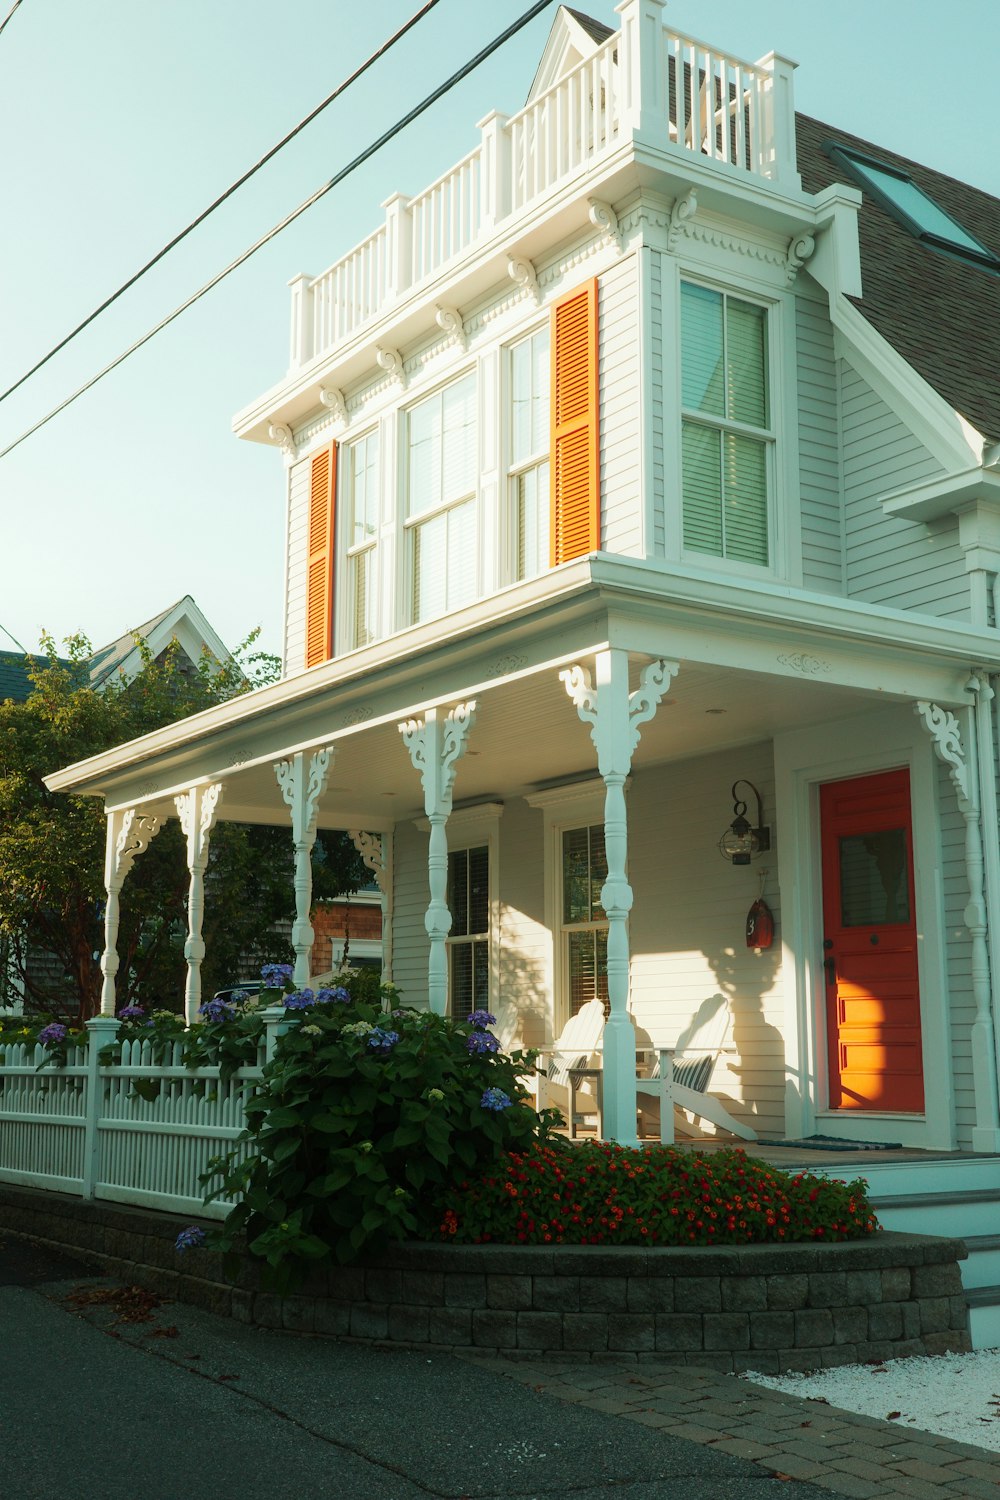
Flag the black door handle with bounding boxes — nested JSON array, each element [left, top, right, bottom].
[[824, 956, 836, 985]]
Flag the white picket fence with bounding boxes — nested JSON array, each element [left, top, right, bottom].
[[0, 1025, 269, 1221]]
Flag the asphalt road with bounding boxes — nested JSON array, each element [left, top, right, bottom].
[[0, 1234, 824, 1500]]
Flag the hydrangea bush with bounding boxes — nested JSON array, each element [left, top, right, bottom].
[[205, 994, 553, 1291]]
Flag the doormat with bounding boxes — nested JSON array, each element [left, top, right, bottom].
[[762, 1135, 903, 1152]]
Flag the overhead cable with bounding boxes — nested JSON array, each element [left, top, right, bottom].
[[0, 1, 24, 41]]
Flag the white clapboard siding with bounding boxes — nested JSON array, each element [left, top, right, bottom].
[[284, 455, 312, 672], [840, 361, 968, 619], [496, 799, 551, 1051], [599, 255, 643, 558], [647, 249, 666, 559], [390, 821, 432, 1011], [795, 292, 843, 594], [937, 760, 976, 1145]]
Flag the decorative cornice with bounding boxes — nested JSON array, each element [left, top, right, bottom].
[[777, 650, 831, 675], [375, 345, 405, 386], [685, 219, 788, 269], [319, 386, 348, 424], [268, 423, 297, 462], [507, 256, 540, 305], [785, 232, 817, 284], [667, 189, 697, 252], [587, 197, 621, 252], [435, 304, 467, 352]]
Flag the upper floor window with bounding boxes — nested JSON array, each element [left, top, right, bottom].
[[509, 326, 550, 580], [681, 281, 771, 569], [343, 429, 379, 649], [406, 373, 477, 623]]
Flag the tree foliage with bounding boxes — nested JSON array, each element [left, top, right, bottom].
[[0, 631, 365, 1023]]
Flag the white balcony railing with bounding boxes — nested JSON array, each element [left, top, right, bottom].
[[290, 1, 797, 371]]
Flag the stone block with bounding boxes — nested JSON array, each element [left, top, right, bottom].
[[252, 1293, 285, 1330], [428, 1307, 472, 1345], [922, 1328, 972, 1355], [562, 1313, 610, 1351], [515, 1311, 563, 1350], [819, 1343, 858, 1368], [776, 1348, 823, 1374], [831, 1306, 868, 1345], [867, 1302, 903, 1341], [721, 1275, 767, 1312], [312, 1300, 350, 1336], [900, 1300, 923, 1339], [807, 1272, 848, 1308], [349, 1303, 389, 1340], [693, 1351, 735, 1372], [844, 1270, 882, 1305], [400, 1270, 445, 1306], [532, 1276, 580, 1311], [748, 1311, 795, 1349], [578, 1276, 628, 1312], [471, 1309, 517, 1348], [654, 1314, 704, 1352], [486, 1274, 532, 1310], [879, 1266, 911, 1302], [703, 1313, 749, 1351], [281, 1297, 315, 1333], [230, 1289, 254, 1325], [766, 1274, 809, 1310], [443, 1272, 486, 1308], [949, 1294, 970, 1329], [364, 1268, 402, 1304], [626, 1278, 674, 1314], [911, 1262, 963, 1297], [328, 1267, 366, 1302], [607, 1314, 655, 1352], [740, 1349, 780, 1375], [793, 1308, 834, 1346], [387, 1304, 430, 1343], [679, 1278, 722, 1313]]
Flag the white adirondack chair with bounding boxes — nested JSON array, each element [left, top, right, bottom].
[[635, 994, 757, 1145], [532, 998, 607, 1137]]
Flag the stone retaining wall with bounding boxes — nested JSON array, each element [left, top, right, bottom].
[[0, 1183, 971, 1373]]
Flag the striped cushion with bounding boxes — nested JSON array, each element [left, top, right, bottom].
[[672, 1055, 714, 1094]]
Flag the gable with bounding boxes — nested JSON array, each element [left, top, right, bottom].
[[527, 5, 614, 102]]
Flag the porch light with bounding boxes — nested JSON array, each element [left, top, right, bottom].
[[719, 780, 771, 865]]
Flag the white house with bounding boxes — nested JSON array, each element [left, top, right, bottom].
[[44, 3, 1000, 1157]]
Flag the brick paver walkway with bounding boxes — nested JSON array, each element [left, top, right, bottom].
[[465, 1358, 1000, 1499]]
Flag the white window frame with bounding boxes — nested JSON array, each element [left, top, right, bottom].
[[416, 804, 502, 1023], [504, 321, 551, 585], [402, 368, 480, 625], [338, 426, 381, 652]]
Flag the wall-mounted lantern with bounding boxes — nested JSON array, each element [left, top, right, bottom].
[[718, 780, 771, 865]]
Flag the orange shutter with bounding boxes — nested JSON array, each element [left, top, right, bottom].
[[550, 277, 600, 566], [305, 441, 337, 668]]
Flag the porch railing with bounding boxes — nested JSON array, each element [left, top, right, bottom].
[[289, 5, 797, 369]]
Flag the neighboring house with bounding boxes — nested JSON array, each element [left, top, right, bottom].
[[44, 3, 1000, 1157]]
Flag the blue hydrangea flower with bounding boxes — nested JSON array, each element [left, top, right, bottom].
[[466, 1010, 497, 1030], [230, 989, 249, 1005], [480, 1088, 512, 1111], [466, 1031, 500, 1055], [37, 1023, 68, 1046], [198, 998, 236, 1024], [260, 963, 294, 988], [314, 986, 350, 1005], [117, 1004, 145, 1022], [175, 1226, 206, 1253], [367, 1027, 400, 1053], [283, 989, 315, 1010]]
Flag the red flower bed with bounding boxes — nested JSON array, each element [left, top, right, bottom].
[[434, 1142, 878, 1246]]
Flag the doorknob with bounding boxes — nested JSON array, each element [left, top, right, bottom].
[[824, 956, 836, 985]]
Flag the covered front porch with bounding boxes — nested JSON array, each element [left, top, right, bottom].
[[45, 557, 1000, 1157]]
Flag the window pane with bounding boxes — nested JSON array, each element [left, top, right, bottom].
[[726, 300, 767, 428], [407, 397, 441, 517], [723, 433, 768, 565], [451, 943, 473, 1022], [682, 421, 722, 555], [849, 158, 991, 255], [349, 431, 379, 545], [468, 845, 489, 934], [567, 929, 609, 1016], [448, 848, 470, 936], [413, 511, 446, 622], [562, 827, 591, 924], [840, 830, 910, 927], [441, 375, 476, 504], [473, 938, 489, 1006], [511, 328, 550, 464], [446, 499, 477, 611], [516, 461, 550, 580], [352, 547, 377, 647], [588, 825, 608, 918], [681, 283, 725, 415]]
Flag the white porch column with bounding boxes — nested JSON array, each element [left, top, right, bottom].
[[275, 746, 336, 987], [916, 700, 1000, 1151], [348, 829, 394, 982], [399, 703, 477, 1014], [99, 808, 162, 1016], [561, 653, 678, 1143], [175, 783, 224, 1026]]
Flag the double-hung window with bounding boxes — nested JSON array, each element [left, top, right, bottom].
[[561, 824, 609, 1017], [343, 430, 379, 648], [681, 281, 772, 568], [406, 373, 477, 623], [448, 845, 490, 1022], [509, 327, 550, 579]]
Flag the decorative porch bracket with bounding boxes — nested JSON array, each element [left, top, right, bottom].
[[561, 652, 679, 1144], [348, 829, 393, 982], [275, 746, 336, 987], [915, 698, 1000, 1151], [99, 808, 162, 1016], [399, 702, 477, 1014], [175, 783, 224, 1026]]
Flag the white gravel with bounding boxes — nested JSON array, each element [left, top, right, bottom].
[[740, 1348, 1000, 1452]]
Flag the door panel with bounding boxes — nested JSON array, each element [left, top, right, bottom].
[[819, 769, 924, 1113]]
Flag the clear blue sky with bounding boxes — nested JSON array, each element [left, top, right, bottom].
[[2, 0, 997, 664]]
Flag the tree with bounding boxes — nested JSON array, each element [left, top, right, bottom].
[[0, 632, 365, 1023]]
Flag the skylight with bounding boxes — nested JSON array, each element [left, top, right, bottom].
[[824, 143, 1000, 272]]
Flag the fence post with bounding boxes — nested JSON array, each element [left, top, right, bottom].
[[262, 1003, 290, 1064], [288, 272, 314, 369], [382, 193, 413, 298], [81, 1015, 119, 1201], [755, 51, 800, 189], [477, 111, 511, 232]]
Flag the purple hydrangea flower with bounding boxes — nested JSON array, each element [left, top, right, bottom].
[[175, 1226, 206, 1253], [198, 998, 236, 1024], [283, 989, 315, 1010], [117, 1004, 145, 1022], [230, 989, 249, 1005], [367, 1026, 400, 1053], [260, 963, 294, 988], [37, 1023, 68, 1046], [466, 1031, 500, 1056], [314, 986, 351, 1004], [480, 1088, 512, 1111], [466, 1010, 497, 1030]]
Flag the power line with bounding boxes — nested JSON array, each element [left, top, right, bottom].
[[0, 1, 24, 41], [0, 0, 442, 408], [0, 0, 555, 461]]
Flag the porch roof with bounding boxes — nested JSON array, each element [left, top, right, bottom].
[[44, 556, 994, 825]]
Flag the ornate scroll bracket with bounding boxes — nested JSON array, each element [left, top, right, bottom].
[[435, 305, 467, 352], [559, 663, 599, 734], [785, 231, 817, 284], [268, 423, 297, 462], [275, 745, 336, 844], [110, 809, 162, 887], [588, 197, 622, 252], [319, 386, 348, 424], [399, 701, 478, 815], [507, 255, 540, 305], [175, 782, 224, 868], [348, 829, 387, 894], [376, 346, 405, 387], [560, 658, 679, 760], [915, 701, 971, 807], [667, 189, 697, 252]]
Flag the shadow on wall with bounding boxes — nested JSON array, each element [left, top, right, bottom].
[[700, 924, 787, 1136], [496, 936, 549, 1054]]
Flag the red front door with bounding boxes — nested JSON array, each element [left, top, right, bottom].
[[819, 769, 924, 1112]]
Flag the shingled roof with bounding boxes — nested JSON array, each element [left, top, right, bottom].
[[796, 113, 1000, 444]]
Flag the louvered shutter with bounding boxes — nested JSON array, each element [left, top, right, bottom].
[[305, 441, 337, 668], [550, 278, 600, 566]]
